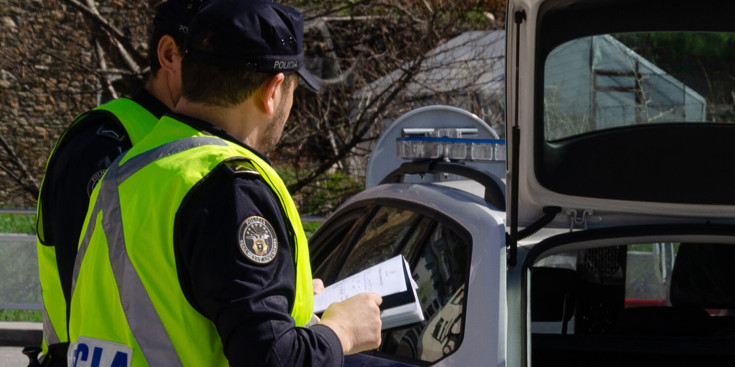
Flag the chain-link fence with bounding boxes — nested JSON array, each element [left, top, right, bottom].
[[0, 209, 40, 312]]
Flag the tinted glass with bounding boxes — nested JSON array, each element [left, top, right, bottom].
[[530, 243, 735, 365], [310, 207, 368, 280], [380, 222, 469, 363], [544, 32, 735, 140], [321, 204, 471, 364], [338, 206, 424, 279]]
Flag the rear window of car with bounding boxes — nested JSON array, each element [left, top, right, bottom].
[[543, 32, 735, 141]]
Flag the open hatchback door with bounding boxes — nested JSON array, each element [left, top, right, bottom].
[[507, 0, 735, 239], [506, 0, 735, 365]]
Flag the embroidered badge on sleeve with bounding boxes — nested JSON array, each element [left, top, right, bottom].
[[238, 216, 278, 264]]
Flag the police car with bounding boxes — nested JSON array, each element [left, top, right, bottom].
[[309, 0, 735, 365]]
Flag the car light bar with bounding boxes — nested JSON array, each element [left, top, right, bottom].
[[397, 136, 506, 161]]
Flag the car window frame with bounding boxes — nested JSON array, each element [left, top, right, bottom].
[[310, 196, 474, 365], [310, 204, 375, 283]]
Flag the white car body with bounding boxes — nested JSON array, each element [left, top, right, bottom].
[[309, 1, 735, 366]]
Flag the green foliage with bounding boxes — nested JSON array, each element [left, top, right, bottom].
[[0, 309, 42, 322], [629, 243, 680, 254], [302, 221, 323, 239], [278, 167, 364, 217], [611, 31, 735, 115], [463, 10, 492, 25], [0, 214, 36, 234], [616, 32, 735, 65], [628, 244, 653, 252], [432, 3, 499, 32], [657, 33, 735, 58]]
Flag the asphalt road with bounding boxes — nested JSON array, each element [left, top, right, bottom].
[[0, 322, 42, 366], [0, 347, 26, 366]]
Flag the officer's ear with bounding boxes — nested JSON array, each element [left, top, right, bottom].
[[157, 35, 182, 79], [260, 73, 286, 116]]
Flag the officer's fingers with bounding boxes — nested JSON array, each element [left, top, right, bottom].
[[312, 278, 325, 295], [366, 293, 383, 307]]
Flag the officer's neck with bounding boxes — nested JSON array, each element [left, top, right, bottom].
[[144, 69, 178, 111], [174, 97, 268, 150]]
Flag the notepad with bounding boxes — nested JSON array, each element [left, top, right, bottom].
[[313, 255, 424, 330]]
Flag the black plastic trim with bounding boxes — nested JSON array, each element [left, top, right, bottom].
[[379, 160, 506, 211], [521, 222, 735, 270]]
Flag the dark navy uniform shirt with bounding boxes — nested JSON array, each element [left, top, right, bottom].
[[171, 113, 343, 367], [39, 89, 169, 319]]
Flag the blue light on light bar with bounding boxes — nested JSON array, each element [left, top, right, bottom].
[[397, 136, 506, 161]]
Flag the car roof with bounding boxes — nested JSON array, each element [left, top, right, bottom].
[[334, 181, 504, 225]]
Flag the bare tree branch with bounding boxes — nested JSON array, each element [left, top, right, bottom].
[[314, 55, 364, 89], [287, 53, 426, 193], [1, 0, 506, 210], [0, 135, 40, 198], [62, 0, 146, 76], [95, 39, 119, 100]]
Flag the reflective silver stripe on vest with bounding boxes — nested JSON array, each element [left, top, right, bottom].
[[72, 136, 226, 366], [42, 306, 59, 346]]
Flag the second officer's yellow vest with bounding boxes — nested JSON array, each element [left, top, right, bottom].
[[68, 116, 313, 366], [36, 98, 157, 353]]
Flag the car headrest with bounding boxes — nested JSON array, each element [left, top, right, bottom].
[[531, 267, 578, 322], [670, 243, 735, 309]]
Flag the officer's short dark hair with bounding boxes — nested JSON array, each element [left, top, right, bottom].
[[148, 0, 210, 77], [181, 30, 296, 107], [179, 0, 318, 104]]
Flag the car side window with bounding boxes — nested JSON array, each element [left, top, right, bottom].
[[381, 221, 469, 363], [310, 207, 368, 280], [337, 206, 425, 280], [328, 204, 471, 364]]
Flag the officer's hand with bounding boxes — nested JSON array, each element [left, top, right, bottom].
[[313, 278, 325, 295], [318, 293, 382, 355]]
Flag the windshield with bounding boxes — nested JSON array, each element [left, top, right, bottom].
[[543, 32, 735, 141]]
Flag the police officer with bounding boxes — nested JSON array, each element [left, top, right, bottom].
[[33, 1, 210, 365], [67, 0, 383, 366]]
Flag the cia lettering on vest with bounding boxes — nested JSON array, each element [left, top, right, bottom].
[[68, 337, 133, 367]]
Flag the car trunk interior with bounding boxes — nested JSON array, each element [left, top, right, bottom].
[[527, 235, 735, 366]]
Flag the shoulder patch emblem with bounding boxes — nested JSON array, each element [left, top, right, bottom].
[[238, 216, 278, 264]]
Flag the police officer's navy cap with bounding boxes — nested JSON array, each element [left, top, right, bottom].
[[154, 0, 210, 37], [184, 0, 320, 91]]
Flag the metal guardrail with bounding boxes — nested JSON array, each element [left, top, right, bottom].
[[0, 233, 34, 242], [301, 215, 327, 223], [0, 211, 324, 348], [0, 209, 324, 312]]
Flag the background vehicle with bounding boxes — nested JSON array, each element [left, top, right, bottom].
[[310, 0, 735, 365]]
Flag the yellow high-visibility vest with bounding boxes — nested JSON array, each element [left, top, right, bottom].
[[68, 115, 313, 366], [36, 98, 157, 354]]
